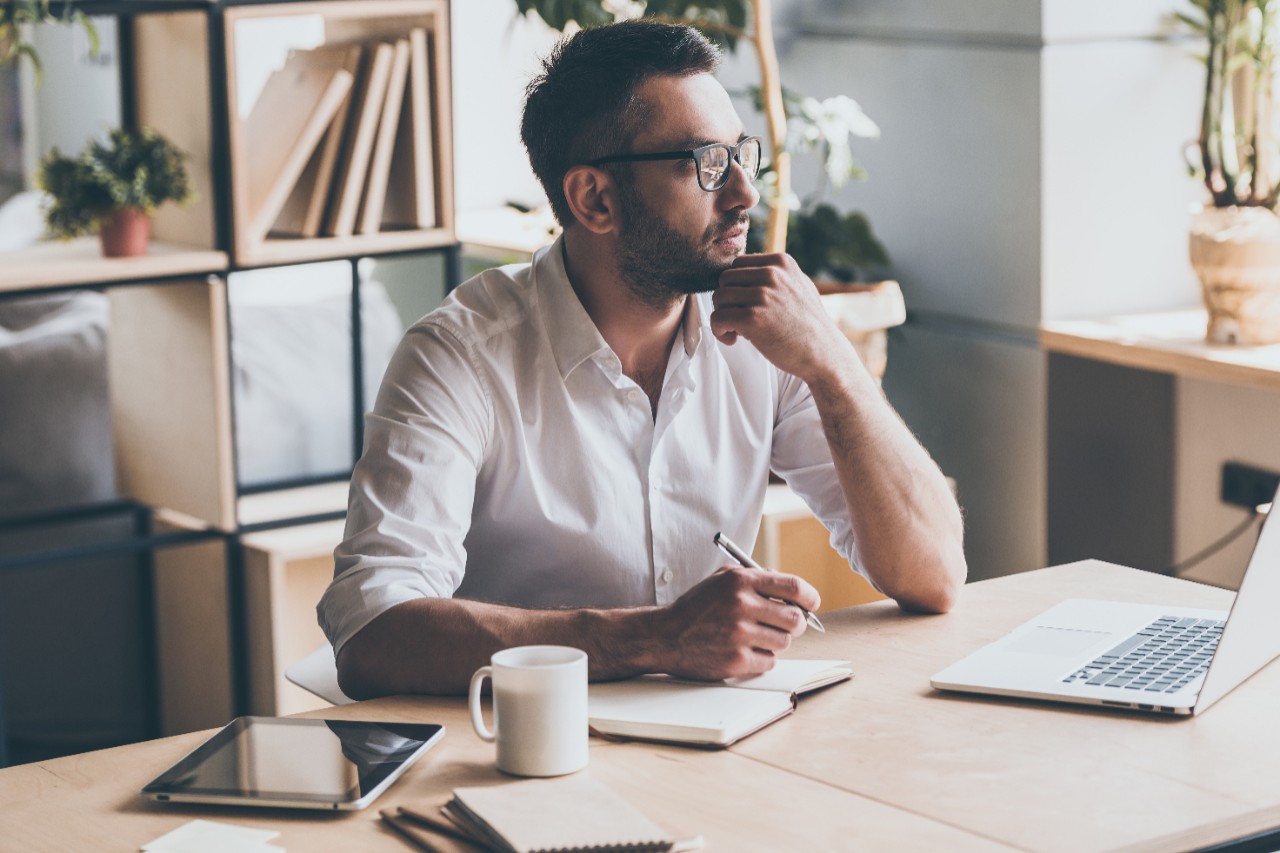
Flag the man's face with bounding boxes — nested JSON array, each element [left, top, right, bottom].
[[612, 73, 760, 307]]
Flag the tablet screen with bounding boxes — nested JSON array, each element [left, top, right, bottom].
[[142, 717, 444, 810]]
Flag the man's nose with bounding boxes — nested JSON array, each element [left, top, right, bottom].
[[718, 158, 760, 210]]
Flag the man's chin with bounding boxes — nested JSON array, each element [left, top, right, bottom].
[[667, 258, 730, 295]]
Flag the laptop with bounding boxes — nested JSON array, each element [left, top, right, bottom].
[[931, 486, 1280, 716]]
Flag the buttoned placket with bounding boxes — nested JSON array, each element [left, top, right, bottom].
[[648, 339, 698, 605], [592, 337, 700, 605]]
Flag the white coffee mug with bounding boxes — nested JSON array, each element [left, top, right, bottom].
[[468, 645, 589, 777]]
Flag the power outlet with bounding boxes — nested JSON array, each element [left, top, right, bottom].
[[1221, 462, 1280, 510]]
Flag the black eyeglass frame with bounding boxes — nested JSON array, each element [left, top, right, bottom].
[[586, 136, 762, 192]]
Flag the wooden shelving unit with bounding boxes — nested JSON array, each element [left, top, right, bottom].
[[0, 239, 227, 292], [0, 0, 458, 741], [221, 0, 454, 265]]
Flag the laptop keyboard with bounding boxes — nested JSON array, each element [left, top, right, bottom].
[[1061, 616, 1224, 694]]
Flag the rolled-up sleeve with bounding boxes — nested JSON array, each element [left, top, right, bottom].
[[318, 318, 493, 656]]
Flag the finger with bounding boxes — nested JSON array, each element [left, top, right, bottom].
[[748, 571, 822, 613], [712, 283, 768, 310], [708, 306, 752, 342], [730, 583, 807, 637], [718, 265, 777, 290], [726, 648, 778, 679], [730, 252, 787, 269]]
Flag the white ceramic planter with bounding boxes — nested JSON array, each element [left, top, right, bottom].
[[817, 279, 907, 381], [1189, 206, 1280, 345]]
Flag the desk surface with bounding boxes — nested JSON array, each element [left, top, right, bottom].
[[1041, 309, 1280, 392], [3, 560, 1276, 852]]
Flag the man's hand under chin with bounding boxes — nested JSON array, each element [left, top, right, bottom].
[[709, 252, 853, 383]]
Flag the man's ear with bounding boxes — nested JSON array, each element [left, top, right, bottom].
[[563, 165, 619, 235]]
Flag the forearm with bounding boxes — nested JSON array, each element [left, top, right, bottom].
[[806, 343, 967, 613], [336, 596, 669, 698]]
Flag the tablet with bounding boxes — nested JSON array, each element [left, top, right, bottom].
[[141, 717, 444, 810]]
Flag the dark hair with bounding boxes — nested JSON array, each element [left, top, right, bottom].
[[521, 19, 721, 227]]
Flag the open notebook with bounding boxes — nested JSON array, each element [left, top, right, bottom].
[[588, 659, 852, 747]]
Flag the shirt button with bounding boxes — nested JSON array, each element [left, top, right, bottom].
[[651, 477, 662, 490], [629, 389, 642, 401], [661, 570, 674, 583]]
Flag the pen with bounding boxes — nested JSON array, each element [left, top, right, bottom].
[[713, 531, 825, 633]]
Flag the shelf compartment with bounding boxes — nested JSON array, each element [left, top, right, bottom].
[[107, 277, 237, 532], [242, 519, 346, 716], [132, 9, 220, 256], [222, 0, 455, 267], [0, 239, 227, 294]]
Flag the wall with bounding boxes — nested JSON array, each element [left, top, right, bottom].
[[20, 16, 120, 178], [777, 0, 1212, 581], [1176, 380, 1280, 588], [448, 1, 1240, 584], [449, 0, 552, 212]]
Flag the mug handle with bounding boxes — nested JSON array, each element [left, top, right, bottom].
[[469, 665, 496, 742]]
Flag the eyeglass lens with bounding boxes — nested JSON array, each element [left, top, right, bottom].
[[699, 138, 761, 190]]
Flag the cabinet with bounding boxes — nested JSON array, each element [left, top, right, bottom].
[[0, 0, 457, 752], [1041, 309, 1280, 590]]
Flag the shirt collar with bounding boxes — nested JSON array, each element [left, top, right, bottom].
[[533, 234, 716, 378], [685, 292, 711, 357], [533, 235, 612, 379]]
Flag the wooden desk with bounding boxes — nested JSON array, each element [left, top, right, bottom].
[[2, 561, 1276, 852]]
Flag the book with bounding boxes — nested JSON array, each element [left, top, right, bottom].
[[242, 49, 356, 243], [357, 37, 411, 235], [382, 26, 436, 230], [324, 40, 395, 237], [291, 44, 363, 239], [587, 659, 852, 748], [416, 776, 675, 853]]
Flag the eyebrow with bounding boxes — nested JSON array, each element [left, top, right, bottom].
[[666, 132, 751, 151]]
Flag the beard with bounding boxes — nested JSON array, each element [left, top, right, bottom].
[[615, 178, 748, 310]]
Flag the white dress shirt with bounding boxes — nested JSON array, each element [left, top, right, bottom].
[[318, 236, 865, 655]]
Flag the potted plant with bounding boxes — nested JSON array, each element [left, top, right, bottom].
[[746, 86, 889, 281], [37, 126, 194, 258], [513, 0, 904, 376], [1179, 0, 1280, 344]]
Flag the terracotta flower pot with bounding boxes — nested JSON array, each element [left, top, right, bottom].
[[98, 207, 152, 258], [1188, 206, 1280, 345]]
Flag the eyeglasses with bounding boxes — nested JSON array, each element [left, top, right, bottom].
[[587, 136, 762, 192]]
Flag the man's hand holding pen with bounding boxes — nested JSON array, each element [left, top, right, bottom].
[[649, 561, 822, 682], [715, 531, 825, 633]]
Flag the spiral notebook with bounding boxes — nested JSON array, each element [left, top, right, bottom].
[[396, 776, 677, 853]]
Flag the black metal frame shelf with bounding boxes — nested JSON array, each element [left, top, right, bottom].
[[0, 0, 459, 766]]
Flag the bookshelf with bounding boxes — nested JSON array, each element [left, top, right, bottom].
[[220, 0, 455, 265], [0, 0, 458, 747]]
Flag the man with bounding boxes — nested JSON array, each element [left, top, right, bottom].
[[319, 19, 966, 698]]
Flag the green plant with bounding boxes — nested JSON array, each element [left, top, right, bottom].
[[1179, 0, 1280, 208], [37, 126, 193, 240], [746, 86, 888, 280], [513, 0, 886, 277], [0, 0, 99, 83], [760, 204, 888, 283]]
